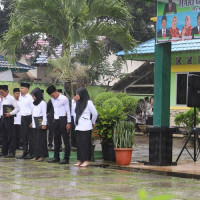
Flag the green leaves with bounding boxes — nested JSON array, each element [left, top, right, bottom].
[[113, 121, 135, 148], [174, 108, 200, 131], [2, 0, 135, 60], [95, 106, 126, 142]]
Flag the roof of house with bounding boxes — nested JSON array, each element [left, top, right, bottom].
[[116, 39, 200, 56], [0, 55, 35, 72], [34, 41, 88, 65], [112, 62, 154, 94]]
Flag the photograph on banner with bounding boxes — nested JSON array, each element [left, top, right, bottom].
[[157, 0, 200, 43]]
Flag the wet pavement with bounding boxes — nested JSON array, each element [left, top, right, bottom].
[[0, 135, 200, 200]]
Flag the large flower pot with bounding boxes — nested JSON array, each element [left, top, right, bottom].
[[114, 148, 133, 165], [101, 142, 116, 161]]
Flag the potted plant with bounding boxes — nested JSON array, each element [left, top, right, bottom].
[[113, 121, 135, 165], [95, 106, 126, 161]]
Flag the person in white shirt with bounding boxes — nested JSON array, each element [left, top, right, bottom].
[[0, 85, 19, 158], [30, 88, 48, 162], [74, 87, 98, 167], [46, 85, 71, 164], [17, 83, 34, 159], [13, 88, 22, 149]]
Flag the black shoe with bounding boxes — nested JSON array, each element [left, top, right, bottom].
[[24, 154, 33, 159], [16, 154, 26, 159], [60, 159, 69, 164], [48, 145, 53, 150], [47, 158, 60, 163]]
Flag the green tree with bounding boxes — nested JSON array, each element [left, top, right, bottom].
[[2, 0, 135, 61], [0, 0, 14, 39], [126, 0, 155, 43]]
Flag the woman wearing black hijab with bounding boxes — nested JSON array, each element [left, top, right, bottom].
[[31, 88, 48, 161], [74, 87, 98, 167]]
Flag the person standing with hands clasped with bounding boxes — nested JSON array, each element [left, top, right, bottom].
[[74, 87, 98, 167], [0, 85, 19, 158], [30, 88, 48, 162], [46, 85, 71, 164]]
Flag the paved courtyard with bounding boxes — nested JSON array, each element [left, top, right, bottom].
[[0, 135, 199, 199]]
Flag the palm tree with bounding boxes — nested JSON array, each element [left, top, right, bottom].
[[2, 0, 135, 60]]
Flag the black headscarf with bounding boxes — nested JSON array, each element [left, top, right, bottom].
[[31, 87, 43, 106], [75, 87, 90, 125]]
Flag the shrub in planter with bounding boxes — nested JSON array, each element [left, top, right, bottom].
[[102, 97, 123, 111], [113, 121, 135, 165], [121, 96, 138, 115], [95, 92, 114, 107], [95, 106, 126, 143], [95, 106, 126, 161]]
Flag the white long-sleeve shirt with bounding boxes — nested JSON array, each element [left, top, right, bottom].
[[51, 93, 71, 123], [75, 100, 98, 131], [19, 93, 34, 116], [14, 100, 21, 125], [0, 94, 19, 117], [71, 99, 76, 117], [32, 100, 47, 128]]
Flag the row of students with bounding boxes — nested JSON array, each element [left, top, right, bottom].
[[0, 83, 98, 167]]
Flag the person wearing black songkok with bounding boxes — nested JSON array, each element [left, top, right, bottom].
[[0, 85, 19, 157], [46, 85, 71, 164], [30, 88, 48, 161], [74, 87, 98, 167], [17, 82, 34, 159]]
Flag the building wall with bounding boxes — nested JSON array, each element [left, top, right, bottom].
[[36, 66, 52, 83], [170, 64, 200, 108]]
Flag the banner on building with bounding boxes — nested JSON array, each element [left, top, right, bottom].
[[157, 0, 200, 43]]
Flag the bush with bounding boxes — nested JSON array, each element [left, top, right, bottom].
[[121, 96, 138, 115], [95, 106, 126, 142], [95, 92, 114, 107], [174, 108, 200, 131], [115, 92, 127, 100], [102, 97, 123, 110]]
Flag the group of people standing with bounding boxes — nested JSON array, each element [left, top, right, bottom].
[[0, 83, 98, 167], [135, 96, 154, 126]]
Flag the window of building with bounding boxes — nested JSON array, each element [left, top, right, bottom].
[[198, 56, 200, 64], [176, 57, 182, 65], [176, 73, 187, 105], [187, 56, 192, 64]]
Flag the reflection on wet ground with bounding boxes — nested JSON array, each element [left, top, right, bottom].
[[0, 135, 199, 200]]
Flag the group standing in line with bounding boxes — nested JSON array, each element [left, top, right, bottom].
[[0, 83, 98, 167]]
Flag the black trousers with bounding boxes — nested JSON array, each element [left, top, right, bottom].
[[53, 117, 70, 160], [76, 130, 92, 161], [33, 129, 48, 158], [71, 116, 76, 147], [48, 117, 54, 146], [1, 117, 16, 155], [15, 124, 21, 149], [21, 115, 33, 156]]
